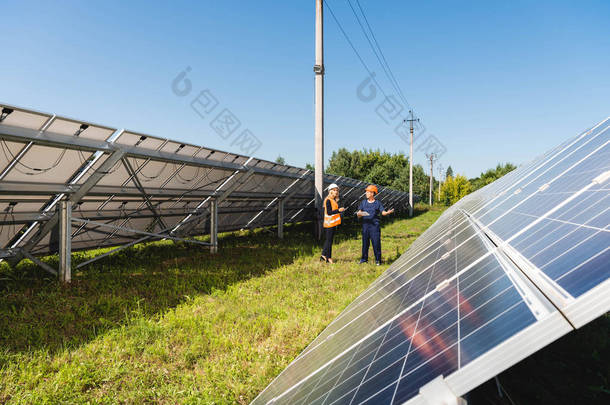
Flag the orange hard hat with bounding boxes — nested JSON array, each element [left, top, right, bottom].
[[365, 185, 378, 194]]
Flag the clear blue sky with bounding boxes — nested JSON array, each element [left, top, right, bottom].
[[2, 0, 609, 178]]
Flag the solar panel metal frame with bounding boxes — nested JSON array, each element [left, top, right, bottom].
[[0, 103, 410, 279], [252, 117, 610, 405]]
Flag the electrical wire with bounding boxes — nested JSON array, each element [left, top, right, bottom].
[[347, 0, 408, 109], [354, 0, 412, 110], [1, 140, 67, 176], [132, 159, 169, 181], [323, 0, 390, 101], [324, 0, 422, 122], [174, 163, 201, 184]]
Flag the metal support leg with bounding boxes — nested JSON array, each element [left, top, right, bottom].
[[278, 198, 284, 239], [494, 377, 504, 398], [210, 198, 218, 253], [59, 200, 71, 283], [419, 375, 467, 405]]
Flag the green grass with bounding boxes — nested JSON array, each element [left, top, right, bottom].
[[2, 205, 608, 404], [0, 206, 443, 404]]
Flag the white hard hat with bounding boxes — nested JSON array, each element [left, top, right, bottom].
[[328, 183, 339, 190]]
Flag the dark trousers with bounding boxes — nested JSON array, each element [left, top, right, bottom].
[[361, 223, 381, 262], [322, 227, 336, 258]]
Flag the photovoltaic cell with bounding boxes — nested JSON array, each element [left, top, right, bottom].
[[253, 117, 609, 404]]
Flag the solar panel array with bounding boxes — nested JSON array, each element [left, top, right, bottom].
[[0, 103, 410, 267], [253, 117, 610, 404]]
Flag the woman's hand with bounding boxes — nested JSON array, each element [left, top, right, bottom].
[[382, 208, 395, 216]]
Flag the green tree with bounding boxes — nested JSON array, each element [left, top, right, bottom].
[[440, 175, 472, 205], [275, 156, 286, 165], [365, 164, 393, 187], [390, 166, 410, 191], [305, 163, 314, 171], [446, 166, 454, 178], [388, 164, 430, 202], [470, 163, 516, 191], [326, 148, 354, 178], [413, 164, 431, 201], [328, 149, 410, 186], [326, 149, 439, 201]]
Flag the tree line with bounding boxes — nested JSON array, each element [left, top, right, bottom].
[[319, 149, 516, 207], [439, 162, 516, 204], [325, 148, 434, 201], [278, 150, 516, 207]]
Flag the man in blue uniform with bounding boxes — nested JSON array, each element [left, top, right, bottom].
[[357, 185, 394, 265]]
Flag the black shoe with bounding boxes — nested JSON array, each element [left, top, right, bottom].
[[320, 256, 328, 262], [359, 259, 367, 264]]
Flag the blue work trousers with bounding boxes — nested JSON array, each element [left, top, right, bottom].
[[361, 223, 381, 262]]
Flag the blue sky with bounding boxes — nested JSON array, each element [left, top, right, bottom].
[[2, 0, 609, 178]]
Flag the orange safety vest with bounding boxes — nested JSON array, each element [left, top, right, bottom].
[[323, 196, 341, 228]]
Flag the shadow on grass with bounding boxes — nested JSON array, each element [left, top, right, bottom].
[[0, 206, 429, 354], [0, 222, 322, 354]]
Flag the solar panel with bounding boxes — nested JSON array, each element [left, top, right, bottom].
[[252, 117, 610, 404], [0, 103, 410, 278]]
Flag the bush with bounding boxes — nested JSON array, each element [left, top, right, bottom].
[[440, 175, 472, 205]]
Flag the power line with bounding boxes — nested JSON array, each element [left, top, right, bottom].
[[323, 0, 390, 101], [346, 0, 407, 109], [324, 0, 422, 125], [354, 0, 411, 110]]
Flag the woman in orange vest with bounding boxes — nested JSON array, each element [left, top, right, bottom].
[[321, 183, 345, 263]]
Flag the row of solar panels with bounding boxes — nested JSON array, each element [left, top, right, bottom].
[[0, 103, 410, 263], [253, 117, 610, 404]]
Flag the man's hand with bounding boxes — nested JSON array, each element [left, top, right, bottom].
[[339, 207, 346, 213], [382, 208, 395, 216]]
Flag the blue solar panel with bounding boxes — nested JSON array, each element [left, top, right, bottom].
[[253, 117, 609, 405]]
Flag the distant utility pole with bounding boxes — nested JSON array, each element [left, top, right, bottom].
[[437, 164, 444, 201], [404, 111, 419, 217], [314, 0, 324, 239], [426, 153, 436, 205]]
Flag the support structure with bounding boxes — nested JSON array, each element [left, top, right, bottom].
[[209, 198, 218, 253], [0, 103, 410, 277], [59, 200, 71, 283], [314, 0, 325, 239], [277, 198, 285, 239], [419, 375, 467, 405], [14, 148, 125, 265], [245, 170, 310, 231], [122, 157, 168, 231], [23, 251, 57, 276], [174, 165, 257, 237]]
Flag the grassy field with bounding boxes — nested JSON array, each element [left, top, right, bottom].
[[1, 205, 608, 404], [0, 206, 443, 404]]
